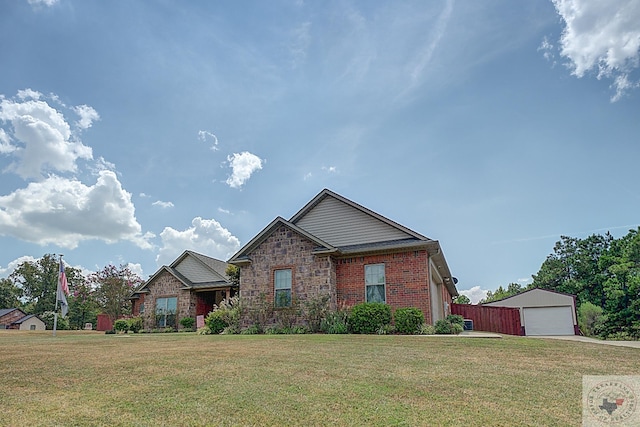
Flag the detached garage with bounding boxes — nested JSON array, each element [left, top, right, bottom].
[[484, 288, 578, 336]]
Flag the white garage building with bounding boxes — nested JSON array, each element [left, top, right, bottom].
[[484, 288, 578, 336]]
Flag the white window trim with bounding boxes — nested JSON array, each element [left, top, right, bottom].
[[365, 263, 386, 304]]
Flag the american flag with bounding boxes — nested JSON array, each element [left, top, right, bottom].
[[59, 260, 69, 296]]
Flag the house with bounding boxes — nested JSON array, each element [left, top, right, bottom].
[[483, 288, 578, 336], [228, 189, 458, 327], [0, 308, 46, 331], [131, 250, 235, 330]]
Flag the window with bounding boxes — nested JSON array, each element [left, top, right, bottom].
[[155, 297, 177, 328], [274, 269, 292, 307], [139, 303, 145, 315], [30, 324, 36, 330], [365, 264, 386, 303]]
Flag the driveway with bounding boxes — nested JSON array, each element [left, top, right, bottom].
[[530, 335, 640, 349]]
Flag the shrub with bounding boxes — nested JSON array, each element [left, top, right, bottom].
[[418, 323, 436, 335], [247, 293, 272, 332], [275, 296, 301, 330], [394, 307, 425, 334], [205, 295, 242, 334], [349, 302, 392, 334], [114, 319, 129, 333], [321, 308, 350, 334], [128, 317, 143, 333], [241, 324, 261, 335], [196, 326, 211, 335], [434, 319, 452, 334], [205, 310, 227, 334], [303, 294, 330, 333], [435, 315, 465, 335], [578, 302, 604, 337], [447, 314, 464, 326], [180, 317, 195, 331]]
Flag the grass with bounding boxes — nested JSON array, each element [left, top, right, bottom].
[[0, 331, 638, 426]]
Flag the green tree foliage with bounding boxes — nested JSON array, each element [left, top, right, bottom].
[[225, 264, 240, 287], [90, 264, 143, 320], [68, 279, 100, 330], [9, 254, 83, 316], [531, 229, 640, 339], [0, 278, 23, 308], [481, 283, 524, 303], [453, 295, 471, 304]]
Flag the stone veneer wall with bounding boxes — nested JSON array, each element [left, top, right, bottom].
[[239, 225, 337, 327], [142, 270, 197, 330], [336, 250, 432, 322]]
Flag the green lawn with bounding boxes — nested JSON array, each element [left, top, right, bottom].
[[0, 331, 637, 426]]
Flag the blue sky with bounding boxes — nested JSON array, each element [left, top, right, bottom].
[[1, 0, 639, 303]]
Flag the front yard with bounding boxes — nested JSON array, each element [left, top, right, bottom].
[[0, 331, 637, 426]]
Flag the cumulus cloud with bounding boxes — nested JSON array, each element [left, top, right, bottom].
[[551, 0, 640, 101], [0, 255, 39, 276], [225, 151, 263, 189], [198, 130, 219, 151], [459, 286, 489, 305], [152, 200, 174, 209], [0, 90, 93, 179], [0, 170, 153, 249], [156, 217, 241, 266], [73, 105, 100, 130]]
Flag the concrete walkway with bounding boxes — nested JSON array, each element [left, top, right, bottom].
[[530, 335, 640, 349]]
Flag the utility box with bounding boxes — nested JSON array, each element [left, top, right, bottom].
[[463, 319, 473, 331]]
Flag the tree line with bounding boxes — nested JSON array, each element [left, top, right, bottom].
[[0, 254, 143, 330], [481, 228, 640, 339]]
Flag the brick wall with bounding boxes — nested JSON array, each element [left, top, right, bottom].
[[239, 225, 336, 326], [142, 270, 196, 330], [336, 250, 432, 321]]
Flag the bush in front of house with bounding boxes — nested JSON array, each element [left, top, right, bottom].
[[435, 314, 465, 335], [321, 307, 350, 334], [205, 295, 242, 334], [303, 294, 330, 333], [394, 307, 425, 334], [418, 323, 436, 335], [128, 317, 143, 333], [179, 317, 195, 331], [114, 319, 129, 333], [349, 302, 392, 334]]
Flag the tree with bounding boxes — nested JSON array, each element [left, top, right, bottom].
[[0, 278, 23, 308], [226, 264, 240, 287], [90, 264, 143, 320], [9, 254, 83, 316], [481, 283, 523, 303], [453, 295, 471, 304], [68, 278, 100, 330]]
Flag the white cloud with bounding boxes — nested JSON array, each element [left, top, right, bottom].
[[459, 286, 489, 305], [552, 0, 640, 101], [0, 129, 16, 154], [289, 22, 312, 68], [28, 0, 59, 6], [303, 172, 312, 180], [0, 91, 93, 179], [156, 217, 241, 266], [73, 105, 100, 130], [225, 151, 263, 189], [0, 255, 39, 276], [198, 130, 219, 151], [322, 166, 337, 173], [152, 200, 174, 209], [0, 170, 153, 249], [217, 207, 231, 214]]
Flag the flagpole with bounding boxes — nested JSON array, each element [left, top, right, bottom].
[[53, 254, 63, 337]]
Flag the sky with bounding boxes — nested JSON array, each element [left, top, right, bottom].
[[1, 0, 639, 304]]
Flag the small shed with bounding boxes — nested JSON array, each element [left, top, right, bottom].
[[483, 288, 578, 336], [13, 314, 46, 331]]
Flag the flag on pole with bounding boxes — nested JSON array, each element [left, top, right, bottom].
[[57, 260, 69, 317]]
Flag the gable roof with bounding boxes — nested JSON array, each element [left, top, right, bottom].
[[228, 217, 338, 265], [0, 308, 25, 318], [12, 314, 43, 324], [290, 189, 431, 247], [134, 250, 232, 294]]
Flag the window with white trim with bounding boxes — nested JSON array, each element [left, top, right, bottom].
[[365, 263, 386, 303], [274, 269, 292, 308]]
